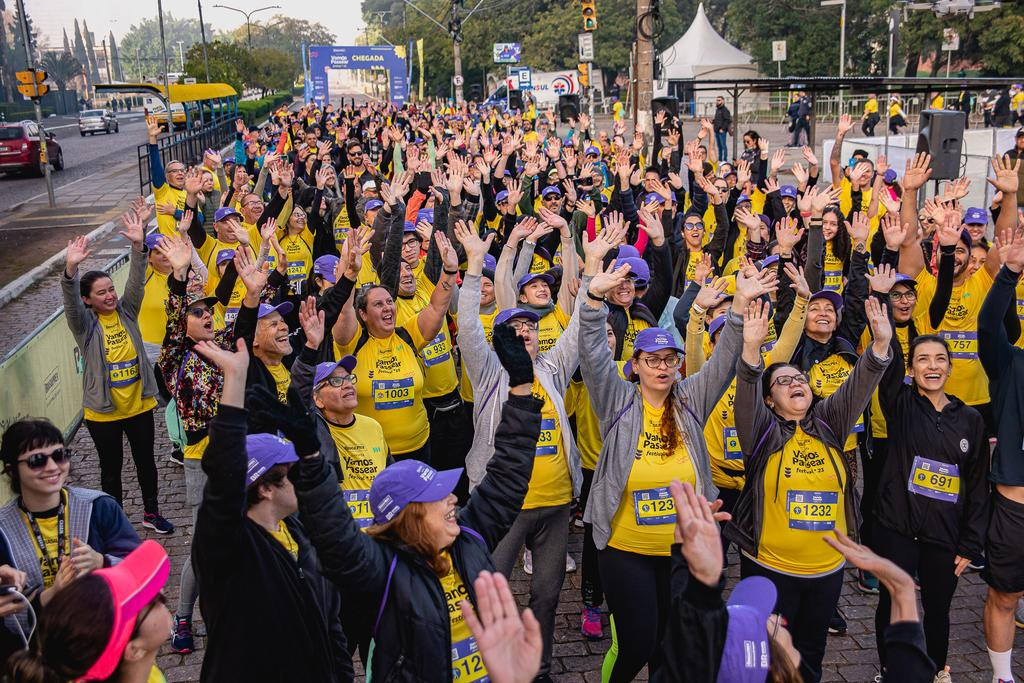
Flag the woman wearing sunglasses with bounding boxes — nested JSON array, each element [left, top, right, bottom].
[[0, 418, 140, 660], [724, 295, 892, 683]]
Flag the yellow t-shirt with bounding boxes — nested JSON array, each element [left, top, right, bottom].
[[458, 309, 498, 403], [266, 362, 291, 403], [808, 354, 863, 451], [22, 507, 66, 589], [754, 426, 847, 576], [682, 249, 705, 292], [139, 269, 170, 345], [931, 95, 944, 109], [566, 361, 629, 470], [1015, 279, 1024, 350], [154, 183, 187, 237], [84, 312, 156, 422], [184, 435, 209, 461], [396, 290, 458, 400], [914, 267, 992, 405], [619, 310, 652, 361], [328, 415, 389, 530], [440, 552, 489, 682], [332, 209, 353, 248], [863, 98, 879, 116], [822, 241, 845, 294], [335, 319, 429, 455], [146, 665, 167, 683], [537, 307, 569, 354], [609, 399, 696, 556], [862, 322, 915, 439], [705, 378, 744, 491], [523, 380, 572, 510], [267, 232, 313, 295], [268, 520, 298, 559]]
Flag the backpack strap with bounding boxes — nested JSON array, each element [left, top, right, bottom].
[[372, 554, 399, 638]]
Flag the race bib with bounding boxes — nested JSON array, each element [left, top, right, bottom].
[[422, 332, 452, 367], [535, 418, 558, 456], [372, 377, 414, 410], [723, 426, 743, 461], [632, 487, 675, 526], [1016, 298, 1024, 321], [907, 455, 960, 503], [786, 490, 838, 531], [287, 260, 306, 281], [343, 489, 373, 528], [940, 331, 978, 360], [224, 307, 239, 324], [108, 359, 140, 388], [451, 636, 489, 682], [852, 416, 865, 434], [823, 270, 843, 292]]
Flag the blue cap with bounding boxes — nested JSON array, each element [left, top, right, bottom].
[[615, 244, 641, 260], [482, 253, 497, 272], [257, 301, 294, 319], [541, 185, 563, 198], [417, 208, 434, 224], [517, 272, 554, 290], [245, 433, 299, 487], [214, 206, 241, 223], [643, 192, 666, 206], [736, 194, 751, 205], [313, 255, 339, 283], [963, 207, 988, 225], [619, 257, 650, 285], [313, 355, 357, 386], [403, 221, 419, 234], [370, 460, 463, 525], [365, 199, 384, 212], [809, 290, 844, 312], [585, 145, 601, 156], [758, 254, 780, 270], [779, 185, 797, 199], [144, 233, 164, 250], [715, 576, 776, 683], [216, 248, 236, 266], [494, 307, 541, 326], [633, 327, 684, 354], [495, 190, 510, 203], [708, 314, 728, 339], [893, 273, 918, 288], [883, 169, 897, 184]]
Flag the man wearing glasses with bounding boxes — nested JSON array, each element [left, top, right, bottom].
[[146, 116, 187, 237]]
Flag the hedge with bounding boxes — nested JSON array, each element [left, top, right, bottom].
[[237, 92, 294, 126], [0, 103, 56, 121]]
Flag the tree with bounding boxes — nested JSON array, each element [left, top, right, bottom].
[[222, 15, 335, 72], [82, 20, 102, 85], [183, 40, 252, 94], [41, 51, 84, 95], [120, 14, 209, 81], [249, 47, 295, 96]]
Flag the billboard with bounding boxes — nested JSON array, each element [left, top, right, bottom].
[[493, 43, 521, 64], [307, 45, 408, 105]]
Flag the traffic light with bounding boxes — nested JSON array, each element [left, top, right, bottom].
[[15, 70, 49, 99], [581, 0, 597, 31], [577, 63, 590, 87]]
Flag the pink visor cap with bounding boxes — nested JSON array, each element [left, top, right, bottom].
[[80, 540, 170, 680]]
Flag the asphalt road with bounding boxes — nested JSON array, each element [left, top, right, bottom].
[[0, 111, 148, 210]]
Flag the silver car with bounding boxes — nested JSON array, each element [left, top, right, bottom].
[[78, 109, 118, 136]]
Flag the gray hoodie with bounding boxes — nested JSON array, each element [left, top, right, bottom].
[[578, 301, 743, 550], [460, 272, 590, 496]]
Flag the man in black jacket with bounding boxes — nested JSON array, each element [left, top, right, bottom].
[[192, 338, 352, 683], [712, 96, 732, 163]]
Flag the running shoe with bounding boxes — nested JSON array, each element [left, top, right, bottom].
[[933, 667, 951, 683], [857, 569, 880, 595], [1015, 597, 1024, 629], [581, 606, 603, 640], [168, 448, 185, 466], [828, 608, 848, 635], [522, 549, 533, 575], [565, 553, 577, 573], [171, 614, 195, 653], [143, 513, 175, 535]]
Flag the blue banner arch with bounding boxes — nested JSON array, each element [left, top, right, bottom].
[[307, 45, 408, 105]]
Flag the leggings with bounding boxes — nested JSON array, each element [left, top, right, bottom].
[[717, 487, 741, 561], [579, 467, 603, 608], [740, 555, 844, 683], [859, 437, 887, 548], [425, 390, 472, 502], [84, 409, 159, 514], [871, 523, 957, 672], [178, 458, 206, 619], [598, 547, 671, 683]]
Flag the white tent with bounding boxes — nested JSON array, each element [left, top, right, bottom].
[[654, 2, 762, 116]]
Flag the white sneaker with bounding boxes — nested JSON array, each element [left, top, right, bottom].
[[933, 667, 951, 683], [522, 549, 533, 575], [565, 552, 577, 573]]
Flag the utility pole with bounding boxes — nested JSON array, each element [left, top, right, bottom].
[[14, 0, 54, 207], [634, 0, 654, 137], [198, 0, 211, 82], [157, 0, 171, 96], [449, 0, 464, 103]]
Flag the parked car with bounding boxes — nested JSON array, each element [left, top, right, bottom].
[[79, 108, 119, 135], [0, 120, 63, 176]]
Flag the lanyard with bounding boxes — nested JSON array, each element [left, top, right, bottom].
[[22, 489, 68, 578]]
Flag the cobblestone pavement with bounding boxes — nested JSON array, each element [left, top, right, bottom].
[[58, 407, 1022, 683]]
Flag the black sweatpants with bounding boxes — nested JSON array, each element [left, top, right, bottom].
[[859, 437, 887, 547], [871, 523, 957, 673], [424, 389, 472, 501], [717, 487, 741, 561], [579, 467, 603, 608], [598, 547, 671, 682], [740, 555, 844, 683], [84, 408, 159, 514]]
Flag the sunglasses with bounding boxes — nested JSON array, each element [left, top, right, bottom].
[[187, 306, 212, 318], [317, 374, 357, 389], [19, 448, 72, 470], [685, 222, 705, 231]]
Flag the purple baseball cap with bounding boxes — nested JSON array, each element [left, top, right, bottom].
[[779, 185, 797, 199], [633, 327, 683, 354], [809, 290, 844, 312], [893, 273, 918, 288], [708, 314, 728, 339], [245, 433, 299, 487], [541, 185, 563, 198], [715, 576, 776, 683], [313, 355, 357, 386], [364, 199, 384, 212], [313, 255, 339, 283], [883, 169, 897, 184], [619, 257, 650, 285], [369, 459, 463, 525], [417, 207, 434, 224], [517, 272, 554, 290], [615, 244, 641, 260], [736, 193, 752, 205], [585, 145, 601, 157], [495, 189, 510, 204], [483, 253, 497, 272], [643, 192, 666, 206], [963, 207, 988, 225], [403, 221, 420, 235], [493, 307, 541, 326], [257, 301, 294, 319], [214, 206, 241, 223], [758, 254, 780, 270], [144, 233, 164, 250], [215, 248, 236, 266]]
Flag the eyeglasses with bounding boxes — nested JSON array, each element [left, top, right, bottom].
[[685, 222, 705, 231], [18, 448, 72, 470], [187, 306, 212, 318], [507, 320, 538, 332], [317, 374, 357, 389], [770, 374, 810, 388], [401, 239, 420, 249], [640, 353, 682, 369], [890, 291, 917, 302]]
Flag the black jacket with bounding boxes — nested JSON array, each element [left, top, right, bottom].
[[293, 394, 542, 683], [194, 406, 352, 683], [712, 104, 732, 133]]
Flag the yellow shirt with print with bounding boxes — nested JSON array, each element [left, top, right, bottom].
[[754, 426, 847, 576], [458, 308, 498, 404], [154, 184, 187, 237], [266, 231, 314, 295], [609, 399, 696, 556], [536, 307, 569, 354], [863, 98, 879, 116], [523, 380, 572, 510], [22, 509, 66, 588], [808, 354, 863, 450], [566, 361, 629, 471], [822, 241, 845, 294], [266, 362, 291, 403], [395, 285, 458, 400], [335, 319, 429, 455], [1014, 278, 1024, 350], [619, 310, 652, 361], [440, 551, 489, 682], [328, 414, 389, 530], [914, 267, 992, 405], [84, 312, 156, 422], [139, 269, 170, 345]]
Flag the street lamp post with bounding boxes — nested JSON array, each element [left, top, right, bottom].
[[175, 40, 185, 71], [197, 0, 211, 82], [212, 4, 281, 50], [821, 0, 846, 114]]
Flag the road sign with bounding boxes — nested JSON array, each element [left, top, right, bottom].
[[578, 32, 594, 62], [493, 43, 521, 64], [772, 40, 787, 62], [183, 77, 197, 84], [942, 28, 959, 51], [515, 66, 532, 91], [15, 69, 49, 98], [452, 74, 464, 86]]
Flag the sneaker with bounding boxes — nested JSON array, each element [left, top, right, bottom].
[[828, 608, 848, 635], [968, 555, 986, 571], [565, 553, 577, 573], [522, 549, 533, 575], [857, 569, 880, 595], [143, 513, 175, 535], [1015, 597, 1024, 629], [171, 614, 195, 653], [168, 448, 185, 466], [580, 606, 603, 640], [933, 667, 951, 683]]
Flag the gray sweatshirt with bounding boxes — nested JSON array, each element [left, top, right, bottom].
[[578, 301, 743, 550], [459, 272, 590, 496]]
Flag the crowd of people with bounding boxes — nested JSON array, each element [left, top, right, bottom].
[[0, 93, 1022, 683]]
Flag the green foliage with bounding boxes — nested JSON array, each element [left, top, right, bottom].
[[119, 14, 211, 81], [237, 91, 293, 125], [0, 102, 54, 118], [40, 51, 84, 93], [183, 41, 251, 94], [220, 15, 335, 71], [249, 48, 297, 96]]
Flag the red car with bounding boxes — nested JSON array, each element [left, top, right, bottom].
[[0, 120, 64, 176]]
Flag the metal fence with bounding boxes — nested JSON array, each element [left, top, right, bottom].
[[135, 117, 237, 196]]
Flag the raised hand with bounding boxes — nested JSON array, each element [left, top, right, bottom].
[[880, 214, 907, 250], [775, 217, 804, 256], [460, 571, 542, 683], [733, 265, 778, 306], [156, 233, 192, 275], [846, 211, 870, 246], [587, 261, 632, 299], [638, 209, 665, 246], [184, 167, 204, 195], [742, 298, 772, 347], [735, 158, 752, 187], [823, 531, 915, 611], [995, 227, 1024, 273], [538, 207, 569, 237], [193, 338, 250, 378], [668, 480, 724, 587], [865, 296, 893, 352], [801, 145, 819, 167], [234, 247, 269, 297], [988, 154, 1021, 196], [435, 231, 459, 272], [299, 296, 326, 350], [176, 209, 193, 236], [582, 214, 627, 263], [454, 220, 494, 268], [791, 162, 809, 188], [936, 210, 962, 247], [903, 152, 933, 192], [866, 263, 898, 294], [118, 209, 145, 247], [505, 178, 523, 208], [769, 148, 786, 176], [837, 112, 854, 136], [146, 116, 161, 142], [693, 253, 713, 285], [694, 277, 729, 310], [783, 262, 811, 300]]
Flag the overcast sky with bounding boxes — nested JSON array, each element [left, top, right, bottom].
[[24, 0, 366, 48]]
